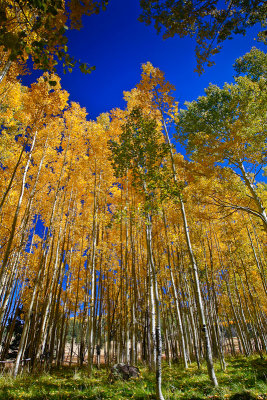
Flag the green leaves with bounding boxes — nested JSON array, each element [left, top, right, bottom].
[[79, 63, 95, 74], [110, 108, 169, 208], [176, 48, 267, 168], [234, 47, 267, 81]]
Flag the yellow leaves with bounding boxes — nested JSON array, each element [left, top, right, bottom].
[[138, 61, 176, 107], [1, 51, 267, 353], [123, 87, 154, 118], [32, 233, 42, 246], [109, 185, 122, 200], [0, 130, 17, 165], [96, 112, 110, 129], [0, 81, 24, 127], [122, 62, 177, 126], [23, 73, 69, 123], [141, 61, 156, 77]]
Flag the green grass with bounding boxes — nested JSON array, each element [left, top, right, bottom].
[[0, 355, 266, 400]]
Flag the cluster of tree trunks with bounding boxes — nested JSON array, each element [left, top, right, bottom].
[[0, 50, 266, 400]]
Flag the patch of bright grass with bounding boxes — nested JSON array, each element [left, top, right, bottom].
[[0, 355, 265, 399]]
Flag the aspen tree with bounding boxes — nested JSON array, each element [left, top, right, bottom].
[[110, 108, 168, 400], [136, 62, 218, 386], [176, 48, 267, 234]]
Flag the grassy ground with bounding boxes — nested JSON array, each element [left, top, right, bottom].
[[0, 355, 266, 400]]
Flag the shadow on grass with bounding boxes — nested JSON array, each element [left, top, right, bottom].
[[229, 392, 257, 400]]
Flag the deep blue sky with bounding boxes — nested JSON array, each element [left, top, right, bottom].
[[24, 0, 265, 121]]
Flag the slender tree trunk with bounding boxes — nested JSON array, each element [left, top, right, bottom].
[[0, 60, 11, 84], [146, 214, 165, 400]]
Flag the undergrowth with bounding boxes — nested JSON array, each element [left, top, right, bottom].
[[0, 355, 266, 399]]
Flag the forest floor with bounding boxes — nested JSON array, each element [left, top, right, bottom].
[[0, 355, 266, 400]]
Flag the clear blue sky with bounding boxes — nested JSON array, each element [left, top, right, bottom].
[[24, 0, 265, 120]]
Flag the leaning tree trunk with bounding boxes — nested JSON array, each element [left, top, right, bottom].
[[160, 109, 218, 387]]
